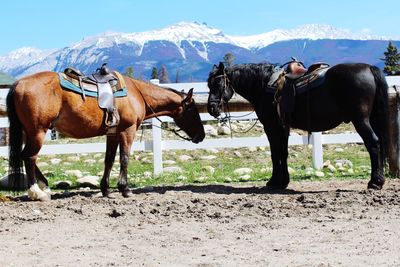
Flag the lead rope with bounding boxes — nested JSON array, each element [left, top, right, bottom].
[[141, 94, 192, 142]]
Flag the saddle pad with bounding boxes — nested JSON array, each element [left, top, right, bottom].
[[58, 73, 127, 98]]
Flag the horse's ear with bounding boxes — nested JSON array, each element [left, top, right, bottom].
[[212, 64, 218, 72], [183, 88, 194, 106], [218, 62, 225, 71]]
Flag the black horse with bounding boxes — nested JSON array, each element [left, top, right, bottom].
[[207, 62, 389, 189]]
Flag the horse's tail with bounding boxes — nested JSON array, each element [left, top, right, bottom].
[[370, 65, 389, 168], [6, 82, 26, 190]]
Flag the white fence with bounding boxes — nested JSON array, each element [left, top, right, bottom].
[[0, 80, 369, 175]]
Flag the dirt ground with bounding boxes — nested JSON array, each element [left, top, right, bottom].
[[1, 179, 400, 267]]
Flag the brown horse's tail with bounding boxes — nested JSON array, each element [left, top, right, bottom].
[[6, 82, 26, 190], [370, 66, 389, 169]]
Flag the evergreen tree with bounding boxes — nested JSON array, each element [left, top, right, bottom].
[[151, 67, 158, 79], [223, 52, 235, 67], [158, 65, 171, 83], [175, 69, 180, 83], [124, 66, 134, 78], [381, 41, 400, 75]]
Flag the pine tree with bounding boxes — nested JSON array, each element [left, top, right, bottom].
[[381, 41, 400, 75], [223, 52, 235, 67], [124, 66, 134, 78], [175, 69, 180, 83], [151, 67, 158, 79], [158, 65, 171, 83]]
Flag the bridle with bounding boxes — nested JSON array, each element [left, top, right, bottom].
[[210, 71, 259, 136], [138, 90, 193, 142]]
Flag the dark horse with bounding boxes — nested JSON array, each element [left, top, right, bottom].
[[7, 71, 205, 200], [208, 62, 388, 190]]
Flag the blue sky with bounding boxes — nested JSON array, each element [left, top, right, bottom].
[[0, 0, 399, 55]]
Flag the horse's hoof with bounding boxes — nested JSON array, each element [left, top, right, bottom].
[[266, 180, 289, 190], [368, 181, 383, 190], [122, 189, 132, 198], [28, 184, 51, 201]]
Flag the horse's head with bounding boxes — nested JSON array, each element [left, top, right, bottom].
[[173, 88, 205, 144], [207, 62, 235, 118]]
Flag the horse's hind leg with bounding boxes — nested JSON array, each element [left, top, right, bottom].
[[100, 135, 119, 197], [353, 118, 385, 189], [22, 130, 50, 201]]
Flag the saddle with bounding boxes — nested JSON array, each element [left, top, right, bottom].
[[270, 58, 330, 128], [60, 63, 128, 133]]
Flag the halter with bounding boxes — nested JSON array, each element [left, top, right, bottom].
[[212, 71, 258, 136]]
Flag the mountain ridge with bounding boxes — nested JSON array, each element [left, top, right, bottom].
[[0, 22, 397, 81]]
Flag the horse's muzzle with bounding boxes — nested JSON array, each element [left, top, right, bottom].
[[207, 102, 221, 118], [191, 132, 205, 144]]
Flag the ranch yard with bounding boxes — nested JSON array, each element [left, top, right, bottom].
[[1, 121, 400, 266], [1, 179, 400, 266]]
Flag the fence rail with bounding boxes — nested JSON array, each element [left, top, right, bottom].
[[0, 79, 366, 175]]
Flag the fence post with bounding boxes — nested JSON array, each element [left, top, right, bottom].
[[150, 79, 163, 175], [388, 86, 400, 177], [311, 132, 323, 169], [151, 118, 163, 175]]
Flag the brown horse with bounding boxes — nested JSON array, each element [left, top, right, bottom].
[[7, 71, 205, 201]]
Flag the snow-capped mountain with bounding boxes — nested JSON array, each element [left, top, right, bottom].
[[0, 22, 398, 81]]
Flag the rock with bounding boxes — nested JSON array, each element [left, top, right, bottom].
[[334, 148, 344, 152], [77, 176, 100, 188], [217, 124, 231, 135], [66, 156, 80, 162], [143, 171, 152, 178], [50, 158, 61, 165], [239, 175, 251, 181], [177, 175, 187, 181], [248, 147, 257, 152], [54, 180, 72, 189], [322, 160, 331, 167], [163, 166, 182, 173], [233, 151, 242, 158], [233, 168, 253, 176], [163, 160, 176, 165], [205, 148, 219, 154], [315, 171, 325, 177], [194, 176, 206, 183], [201, 166, 215, 175], [335, 159, 353, 168], [204, 125, 218, 137], [84, 159, 97, 164], [65, 170, 83, 178], [223, 177, 232, 183], [327, 165, 337, 172], [305, 167, 314, 176], [288, 167, 296, 175], [178, 155, 192, 162], [37, 162, 49, 167], [348, 168, 354, 174], [200, 155, 217, 161]]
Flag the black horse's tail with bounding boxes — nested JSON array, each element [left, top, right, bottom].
[[370, 66, 389, 168], [6, 82, 26, 190]]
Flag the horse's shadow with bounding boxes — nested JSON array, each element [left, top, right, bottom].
[[11, 183, 357, 201]]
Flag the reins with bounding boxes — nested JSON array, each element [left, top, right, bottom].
[[215, 72, 259, 136], [138, 88, 193, 142]]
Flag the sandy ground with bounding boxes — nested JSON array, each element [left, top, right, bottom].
[[1, 179, 400, 267]]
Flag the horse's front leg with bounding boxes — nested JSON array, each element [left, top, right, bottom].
[[100, 135, 119, 197], [264, 126, 290, 189], [117, 128, 136, 198]]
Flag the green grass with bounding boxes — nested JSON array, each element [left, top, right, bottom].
[[0, 122, 383, 195]]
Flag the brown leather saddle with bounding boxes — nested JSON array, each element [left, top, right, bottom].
[[61, 63, 127, 132], [270, 58, 330, 128]]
